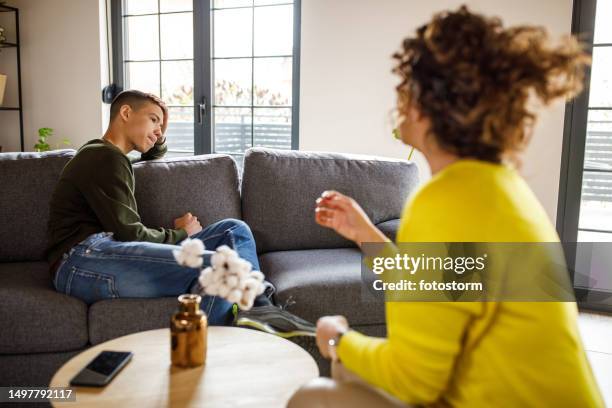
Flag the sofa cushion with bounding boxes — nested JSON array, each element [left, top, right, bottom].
[[0, 262, 88, 354], [134, 154, 242, 230], [0, 150, 75, 261], [88, 298, 179, 345], [241, 148, 419, 253], [259, 249, 385, 326]]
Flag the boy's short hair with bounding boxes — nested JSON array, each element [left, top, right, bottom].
[[109, 89, 167, 123]]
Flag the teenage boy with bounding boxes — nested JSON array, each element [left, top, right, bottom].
[[47, 89, 313, 333]]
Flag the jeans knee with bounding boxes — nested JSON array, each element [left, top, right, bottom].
[[223, 218, 253, 236]]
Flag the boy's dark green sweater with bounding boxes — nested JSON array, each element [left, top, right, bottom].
[[46, 139, 187, 266]]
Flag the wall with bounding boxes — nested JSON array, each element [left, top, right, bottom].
[[0, 0, 105, 153], [299, 0, 574, 221], [0, 0, 573, 222]]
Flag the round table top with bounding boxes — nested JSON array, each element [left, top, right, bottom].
[[50, 327, 319, 408]]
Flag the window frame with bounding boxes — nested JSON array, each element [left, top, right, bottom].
[[109, 0, 301, 155], [557, 0, 612, 312]]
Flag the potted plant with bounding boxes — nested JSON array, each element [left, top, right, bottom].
[[33, 127, 71, 152]]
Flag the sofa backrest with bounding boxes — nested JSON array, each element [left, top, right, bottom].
[[241, 148, 419, 253], [0, 150, 75, 261], [0, 151, 242, 262], [133, 154, 242, 231]]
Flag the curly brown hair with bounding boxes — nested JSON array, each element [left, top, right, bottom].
[[393, 5, 590, 164]]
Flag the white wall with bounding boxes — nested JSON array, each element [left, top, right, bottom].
[[0, 0, 105, 153], [299, 0, 573, 222]]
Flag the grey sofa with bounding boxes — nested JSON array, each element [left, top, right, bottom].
[[0, 147, 418, 389]]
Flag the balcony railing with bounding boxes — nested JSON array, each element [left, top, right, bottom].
[[164, 120, 291, 166]]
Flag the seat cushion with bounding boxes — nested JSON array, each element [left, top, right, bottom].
[[241, 148, 419, 253], [0, 262, 88, 354], [259, 249, 385, 326], [0, 150, 75, 261], [88, 298, 179, 345], [133, 154, 242, 230]]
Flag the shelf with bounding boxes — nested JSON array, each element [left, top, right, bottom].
[[0, 4, 18, 12], [1, 2, 23, 152]]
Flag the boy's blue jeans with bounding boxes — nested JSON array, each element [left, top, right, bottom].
[[53, 218, 269, 325]]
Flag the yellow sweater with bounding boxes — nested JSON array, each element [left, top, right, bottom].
[[337, 160, 604, 407]]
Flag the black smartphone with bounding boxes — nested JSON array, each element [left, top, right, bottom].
[[69, 350, 133, 387]]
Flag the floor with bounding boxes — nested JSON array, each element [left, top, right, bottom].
[[578, 310, 612, 405]]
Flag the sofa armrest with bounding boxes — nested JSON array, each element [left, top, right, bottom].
[[376, 219, 401, 242]]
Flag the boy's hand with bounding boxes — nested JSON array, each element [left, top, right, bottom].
[[174, 212, 202, 236], [146, 93, 169, 137]]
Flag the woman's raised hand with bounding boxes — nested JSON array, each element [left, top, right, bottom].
[[314, 190, 382, 246]]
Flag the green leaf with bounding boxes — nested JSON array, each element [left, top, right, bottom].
[[38, 127, 53, 138]]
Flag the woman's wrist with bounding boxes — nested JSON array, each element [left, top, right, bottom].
[[357, 224, 390, 247]]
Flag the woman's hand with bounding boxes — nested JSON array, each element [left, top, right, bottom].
[[315, 190, 386, 246], [316, 315, 349, 359]]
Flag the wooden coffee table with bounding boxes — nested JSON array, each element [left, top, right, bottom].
[[50, 327, 319, 407]]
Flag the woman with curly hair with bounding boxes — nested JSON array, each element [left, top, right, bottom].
[[289, 5, 603, 408]]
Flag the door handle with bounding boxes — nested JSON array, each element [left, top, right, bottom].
[[197, 98, 207, 125]]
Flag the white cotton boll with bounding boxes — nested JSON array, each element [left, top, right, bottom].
[[237, 276, 248, 291], [226, 253, 239, 264], [244, 277, 264, 296], [239, 288, 257, 310], [250, 271, 264, 282], [211, 252, 228, 269], [227, 258, 250, 277], [210, 268, 224, 284], [240, 263, 253, 276], [226, 257, 240, 271], [227, 289, 242, 304], [243, 278, 258, 294], [198, 275, 207, 289], [204, 281, 220, 296], [226, 275, 239, 289], [181, 244, 204, 267], [217, 247, 239, 263], [238, 297, 250, 311], [184, 253, 203, 269], [182, 238, 205, 255], [216, 245, 234, 256], [235, 266, 249, 280], [174, 239, 205, 268], [230, 258, 251, 272], [218, 280, 231, 298], [198, 267, 213, 287], [172, 249, 186, 266]]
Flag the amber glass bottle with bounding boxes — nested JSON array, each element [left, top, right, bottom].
[[171, 294, 208, 367]]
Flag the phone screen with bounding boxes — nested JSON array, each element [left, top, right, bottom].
[[70, 351, 133, 387]]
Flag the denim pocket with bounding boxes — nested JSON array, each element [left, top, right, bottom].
[[79, 232, 114, 253], [65, 265, 119, 305]]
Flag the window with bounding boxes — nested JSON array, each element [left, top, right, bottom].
[[110, 0, 300, 164], [558, 0, 612, 311]]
